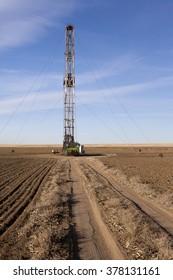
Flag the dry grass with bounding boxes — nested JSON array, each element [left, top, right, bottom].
[[8, 159, 71, 259], [100, 155, 173, 211], [1, 144, 173, 259], [79, 160, 173, 259]]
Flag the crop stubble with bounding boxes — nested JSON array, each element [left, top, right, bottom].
[[0, 156, 79, 259], [0, 146, 173, 259], [74, 158, 173, 259]]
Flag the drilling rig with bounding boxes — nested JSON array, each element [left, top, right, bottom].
[[63, 25, 84, 156]]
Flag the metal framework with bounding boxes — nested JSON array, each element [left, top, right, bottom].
[[63, 25, 75, 148]]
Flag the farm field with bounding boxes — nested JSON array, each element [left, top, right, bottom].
[[0, 145, 173, 259]]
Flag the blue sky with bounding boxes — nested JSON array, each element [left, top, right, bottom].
[[0, 0, 173, 144]]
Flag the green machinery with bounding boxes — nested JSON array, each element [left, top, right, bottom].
[[63, 142, 85, 156]]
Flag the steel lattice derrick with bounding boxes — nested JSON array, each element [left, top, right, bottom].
[[63, 25, 75, 147]]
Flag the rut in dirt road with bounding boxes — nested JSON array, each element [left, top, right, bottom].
[[74, 157, 173, 260], [84, 159, 173, 236], [1, 153, 173, 260], [69, 158, 125, 260]]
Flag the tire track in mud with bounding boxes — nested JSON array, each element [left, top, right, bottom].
[[73, 157, 173, 259], [83, 159, 173, 237], [0, 159, 56, 236], [70, 158, 125, 260], [1, 155, 172, 260]]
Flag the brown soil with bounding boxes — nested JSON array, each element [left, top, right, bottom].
[[0, 145, 173, 260], [101, 153, 173, 211]]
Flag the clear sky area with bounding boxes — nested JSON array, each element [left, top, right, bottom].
[[0, 0, 173, 144]]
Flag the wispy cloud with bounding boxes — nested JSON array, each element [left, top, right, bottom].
[[0, 91, 63, 114], [0, 69, 63, 114], [1, 64, 173, 116], [77, 74, 173, 105], [0, 68, 62, 95], [0, 0, 78, 49], [76, 53, 139, 87]]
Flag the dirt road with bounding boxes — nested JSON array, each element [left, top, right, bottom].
[[0, 152, 173, 259], [69, 158, 124, 259], [71, 157, 173, 259], [81, 158, 173, 236]]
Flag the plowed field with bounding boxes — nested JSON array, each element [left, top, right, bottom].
[[0, 156, 56, 235], [0, 145, 173, 260]]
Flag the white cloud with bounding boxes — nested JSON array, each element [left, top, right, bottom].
[[77, 53, 138, 86], [0, 68, 62, 95], [0, 69, 63, 114], [0, 90, 63, 115], [77, 74, 173, 104], [0, 0, 78, 49], [1, 65, 173, 116]]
